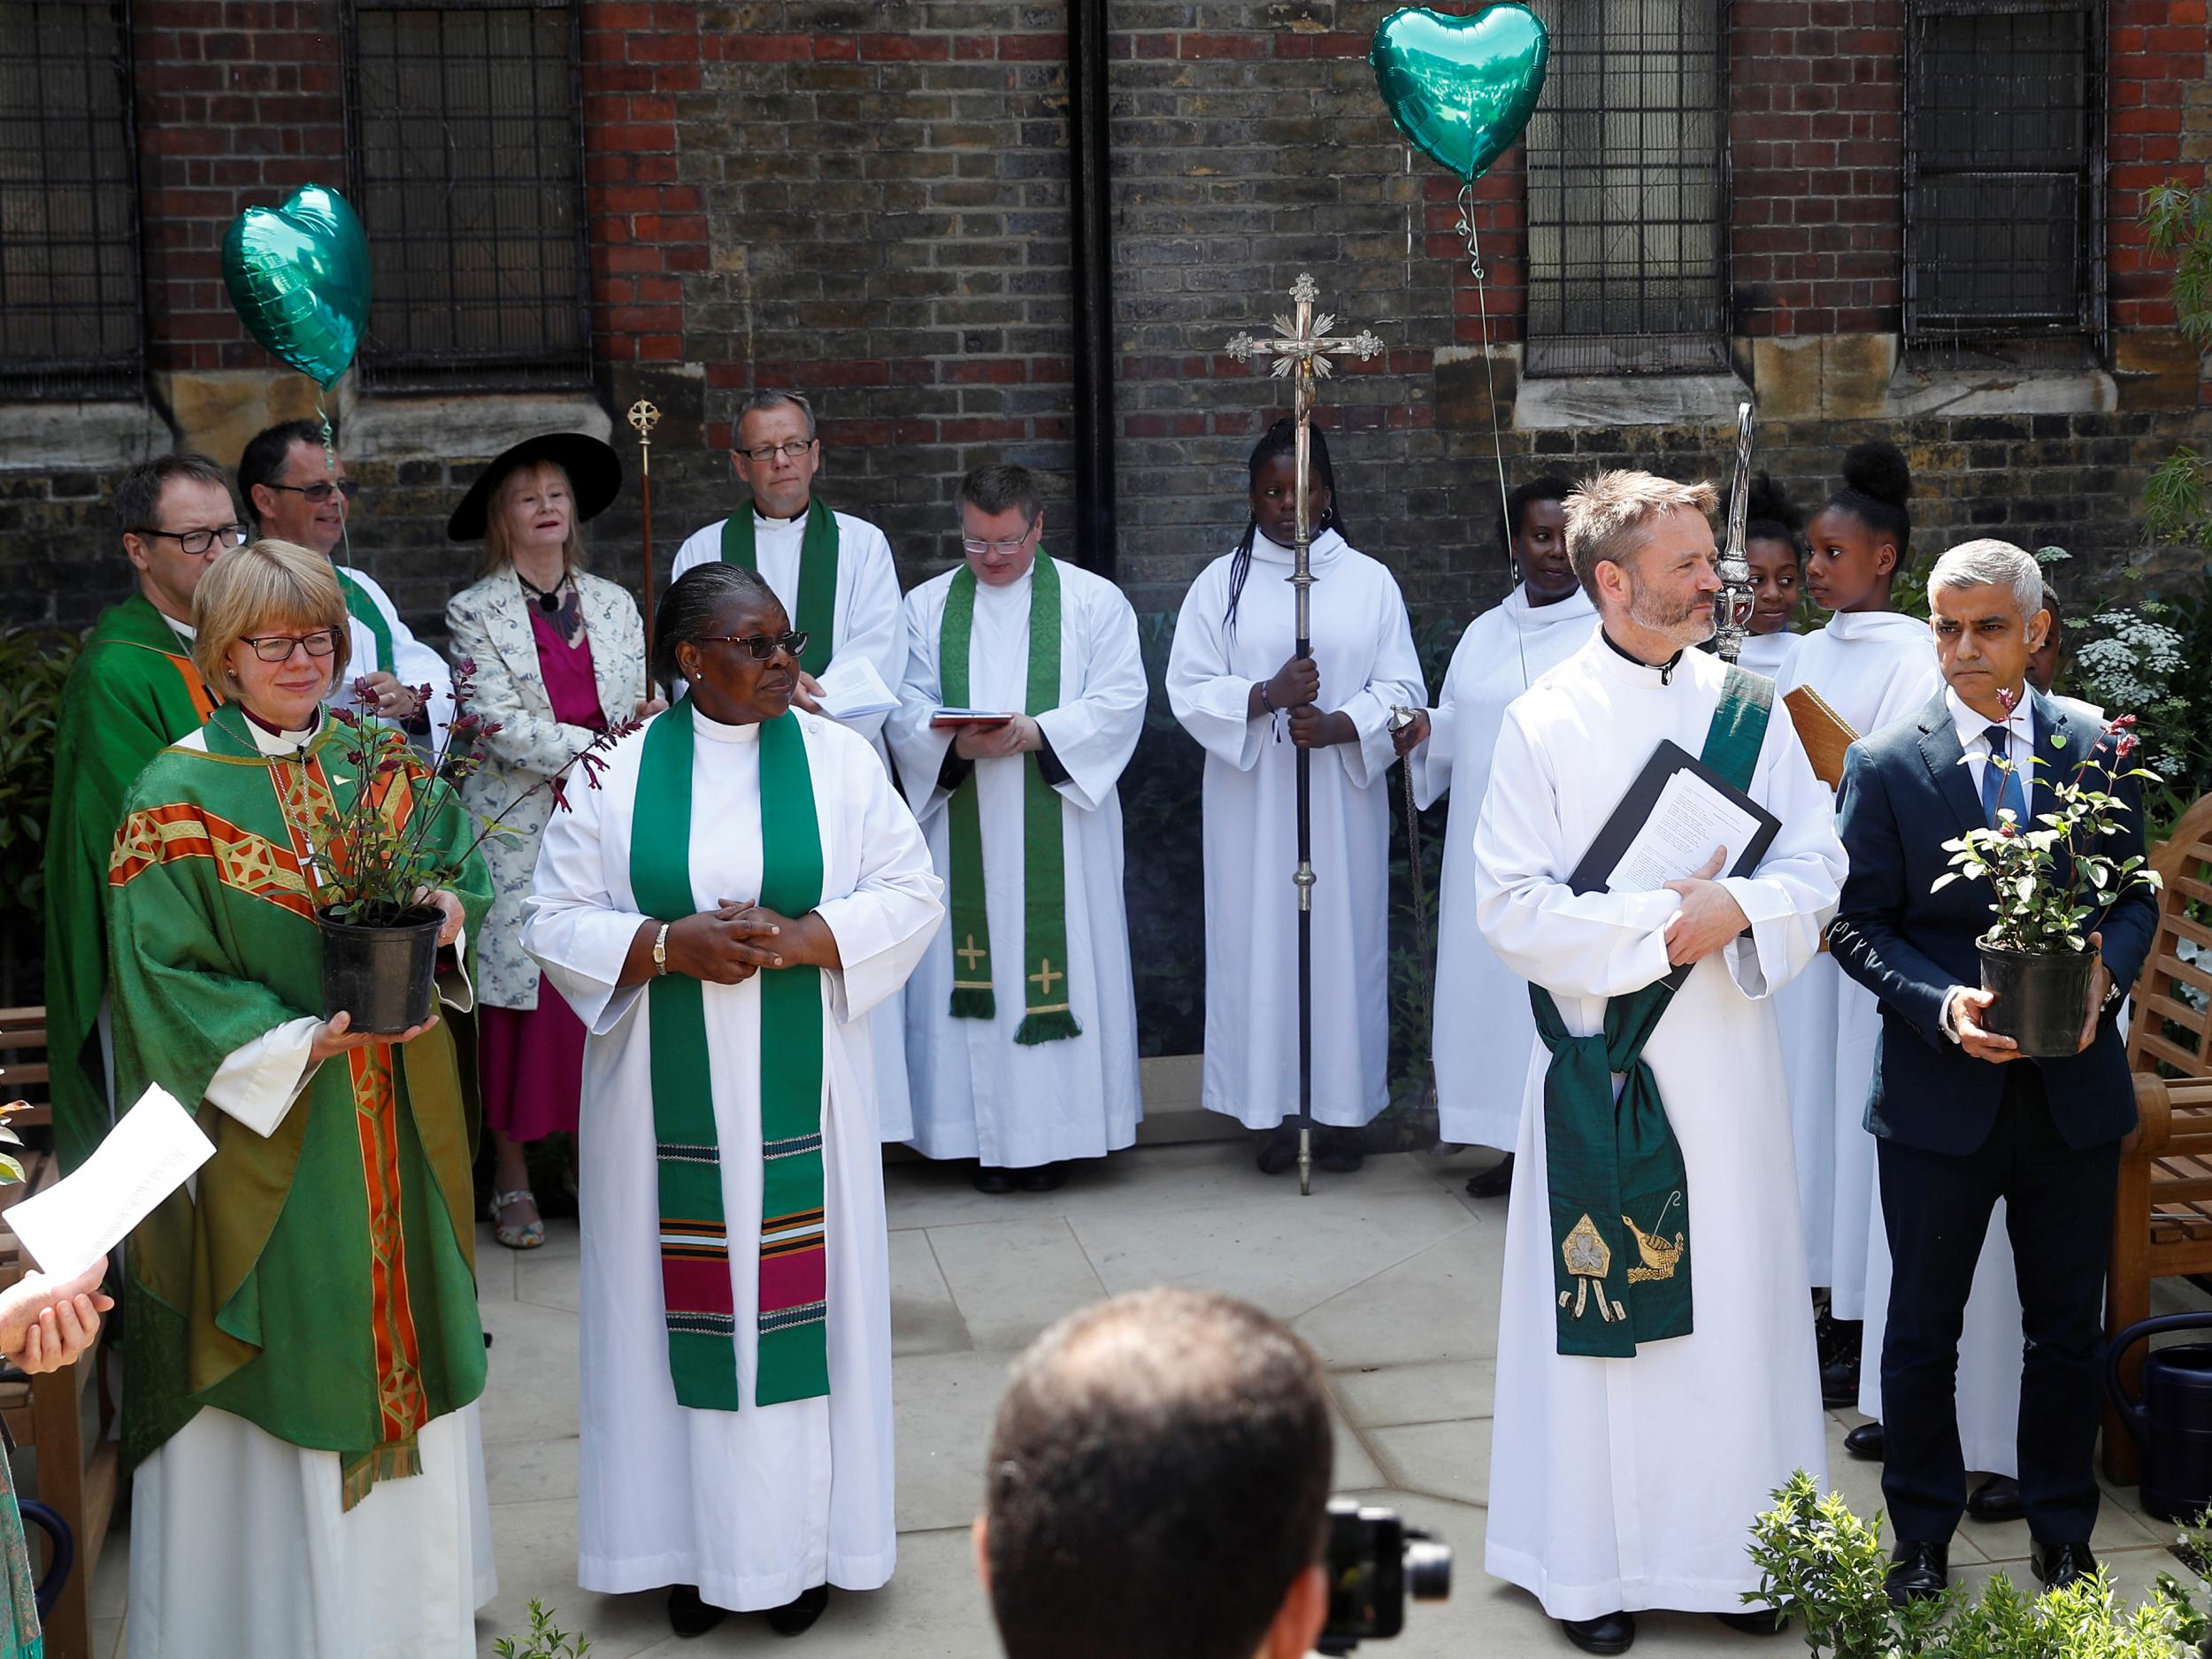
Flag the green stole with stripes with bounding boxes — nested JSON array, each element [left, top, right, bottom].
[[939, 557, 1080, 1045], [722, 500, 837, 678], [629, 699, 831, 1409], [334, 568, 396, 675], [1534, 662, 1771, 1358]]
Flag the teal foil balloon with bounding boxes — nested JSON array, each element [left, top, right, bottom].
[[221, 184, 373, 388], [1371, 4, 1550, 183]]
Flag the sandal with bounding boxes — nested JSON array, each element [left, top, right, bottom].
[[491, 1187, 545, 1250]]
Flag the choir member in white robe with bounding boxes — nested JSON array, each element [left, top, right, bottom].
[[523, 565, 942, 1635], [1475, 472, 1842, 1643], [669, 389, 916, 1142], [887, 465, 1145, 1186], [1165, 421, 1424, 1171], [1733, 628, 1801, 680], [1402, 480, 1597, 1158]]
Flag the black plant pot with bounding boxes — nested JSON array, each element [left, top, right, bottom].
[[318, 906, 442, 1035], [1977, 937, 2096, 1058]]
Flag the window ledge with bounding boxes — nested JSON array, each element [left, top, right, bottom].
[[0, 399, 167, 472], [1514, 371, 1751, 431], [1880, 362, 2116, 419], [341, 390, 611, 462]]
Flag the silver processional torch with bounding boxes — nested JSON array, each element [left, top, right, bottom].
[[1714, 399, 1758, 664]]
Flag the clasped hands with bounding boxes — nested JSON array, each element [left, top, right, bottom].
[[1256, 654, 1357, 750], [664, 901, 828, 985], [1661, 846, 1750, 968], [1947, 929, 2111, 1064]]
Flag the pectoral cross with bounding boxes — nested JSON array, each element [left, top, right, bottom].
[[1028, 959, 1064, 1001], [956, 935, 987, 972]]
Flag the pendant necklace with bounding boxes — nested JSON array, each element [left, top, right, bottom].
[[516, 568, 567, 614]]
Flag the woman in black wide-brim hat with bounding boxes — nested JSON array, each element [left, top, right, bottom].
[[443, 432, 664, 1248]]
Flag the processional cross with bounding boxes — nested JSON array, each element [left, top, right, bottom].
[[1225, 273, 1382, 1196]]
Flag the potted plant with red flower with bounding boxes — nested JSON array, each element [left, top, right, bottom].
[[1932, 701, 2163, 1056], [308, 661, 641, 1032]]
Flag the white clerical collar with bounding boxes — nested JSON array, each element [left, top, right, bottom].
[[165, 615, 196, 642], [692, 704, 764, 745], [974, 559, 1039, 601], [752, 504, 811, 533], [1593, 627, 1690, 686], [240, 707, 321, 755], [1249, 526, 1346, 567], [1823, 608, 1927, 646], [1946, 683, 2033, 752]]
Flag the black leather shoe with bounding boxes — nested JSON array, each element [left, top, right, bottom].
[[1559, 1610, 1635, 1654], [1819, 1353, 1861, 1409], [2032, 1540, 2098, 1591], [1966, 1473, 2023, 1523], [1256, 1129, 1300, 1175], [1018, 1162, 1067, 1192], [1713, 1608, 1790, 1636], [972, 1166, 1016, 1194], [1843, 1420, 1886, 1463], [1316, 1127, 1365, 1173], [1465, 1152, 1515, 1198], [766, 1584, 830, 1636], [1885, 1540, 1948, 1605], [668, 1585, 726, 1638]]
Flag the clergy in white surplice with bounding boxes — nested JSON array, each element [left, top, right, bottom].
[[1402, 476, 1598, 1159], [669, 388, 918, 1142], [1472, 471, 1844, 1644], [887, 464, 1145, 1191], [523, 563, 942, 1638], [1165, 420, 1425, 1174]]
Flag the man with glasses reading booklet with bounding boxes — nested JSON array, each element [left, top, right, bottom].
[[1471, 470, 1845, 1655], [887, 464, 1146, 1194]]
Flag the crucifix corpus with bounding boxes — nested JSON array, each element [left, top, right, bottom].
[[1227, 273, 1383, 1196]]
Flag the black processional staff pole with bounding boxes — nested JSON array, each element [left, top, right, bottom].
[[1229, 274, 1383, 1196]]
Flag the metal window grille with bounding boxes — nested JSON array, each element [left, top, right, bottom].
[[1903, 0, 2104, 346], [1524, 0, 1730, 377], [0, 0, 143, 401], [342, 0, 591, 393]]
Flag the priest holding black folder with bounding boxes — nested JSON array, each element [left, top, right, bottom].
[[1471, 470, 1846, 1655]]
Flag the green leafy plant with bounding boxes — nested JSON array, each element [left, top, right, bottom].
[[1748, 1471, 2205, 1659], [1933, 702, 2162, 954], [0, 628, 81, 994], [493, 1600, 592, 1659], [2143, 183, 2212, 549]]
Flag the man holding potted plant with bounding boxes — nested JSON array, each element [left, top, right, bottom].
[[1829, 539, 2162, 1603]]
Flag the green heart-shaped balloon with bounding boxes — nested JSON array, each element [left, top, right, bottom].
[[1371, 4, 1550, 183], [221, 184, 373, 388]]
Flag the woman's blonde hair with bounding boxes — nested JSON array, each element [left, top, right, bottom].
[[480, 459, 588, 578], [191, 538, 352, 693]]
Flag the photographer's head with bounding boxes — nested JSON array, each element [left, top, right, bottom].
[[979, 1288, 1334, 1659]]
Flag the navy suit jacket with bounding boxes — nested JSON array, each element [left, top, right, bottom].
[[1828, 687, 2157, 1156]]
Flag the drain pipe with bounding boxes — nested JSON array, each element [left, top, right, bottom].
[[1066, 0, 1117, 577]]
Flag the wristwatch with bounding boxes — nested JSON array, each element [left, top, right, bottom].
[[653, 923, 671, 976]]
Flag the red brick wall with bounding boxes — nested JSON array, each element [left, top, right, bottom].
[[2108, 0, 2207, 331]]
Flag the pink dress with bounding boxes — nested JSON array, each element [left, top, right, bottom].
[[477, 605, 605, 1142]]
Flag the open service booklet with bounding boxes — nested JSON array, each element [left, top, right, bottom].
[[7, 1084, 214, 1283]]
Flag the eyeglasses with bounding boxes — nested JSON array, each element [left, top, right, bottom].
[[960, 529, 1037, 557], [239, 629, 341, 663], [695, 630, 810, 661], [264, 479, 360, 504], [134, 523, 250, 556], [737, 441, 816, 465]]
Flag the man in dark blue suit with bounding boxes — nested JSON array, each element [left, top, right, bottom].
[[1829, 539, 2157, 1603]]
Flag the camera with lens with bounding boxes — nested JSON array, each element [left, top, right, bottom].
[[1315, 1497, 1452, 1653]]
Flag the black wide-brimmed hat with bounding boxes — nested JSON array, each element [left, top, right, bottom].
[[447, 432, 624, 541]]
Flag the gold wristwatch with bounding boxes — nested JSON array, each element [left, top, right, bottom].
[[653, 923, 671, 976]]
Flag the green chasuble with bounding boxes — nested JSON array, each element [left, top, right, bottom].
[[1535, 664, 1771, 1359], [106, 704, 492, 1508], [44, 594, 218, 1172]]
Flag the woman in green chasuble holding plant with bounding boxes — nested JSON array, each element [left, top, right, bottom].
[[105, 539, 496, 1659]]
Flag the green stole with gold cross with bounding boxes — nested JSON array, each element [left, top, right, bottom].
[[938, 557, 1080, 1045], [721, 501, 837, 678], [629, 699, 832, 1409], [1533, 662, 1772, 1358], [334, 568, 396, 675]]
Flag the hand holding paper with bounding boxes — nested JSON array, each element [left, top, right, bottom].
[[1662, 846, 1752, 967], [0, 1263, 112, 1375], [5, 1083, 216, 1285]]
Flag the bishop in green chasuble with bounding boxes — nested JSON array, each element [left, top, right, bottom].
[[107, 703, 492, 1503]]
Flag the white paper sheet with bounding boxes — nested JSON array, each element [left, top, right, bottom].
[[1604, 768, 1763, 895], [818, 689, 902, 722], [7, 1084, 215, 1281]]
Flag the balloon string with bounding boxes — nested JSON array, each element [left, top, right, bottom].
[[316, 397, 361, 653], [1457, 180, 1529, 690]]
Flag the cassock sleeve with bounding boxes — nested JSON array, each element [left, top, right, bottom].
[[1473, 701, 1682, 999], [811, 735, 945, 1024], [1165, 565, 1266, 771], [1714, 699, 1847, 1001], [523, 746, 655, 1037], [1409, 618, 1479, 812], [1328, 565, 1426, 790], [667, 522, 718, 586], [885, 585, 956, 823], [1034, 581, 1146, 813], [445, 589, 601, 778], [815, 520, 903, 742]]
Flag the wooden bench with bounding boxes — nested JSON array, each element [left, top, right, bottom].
[[2103, 793, 2212, 1482], [0, 1008, 119, 1659]]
